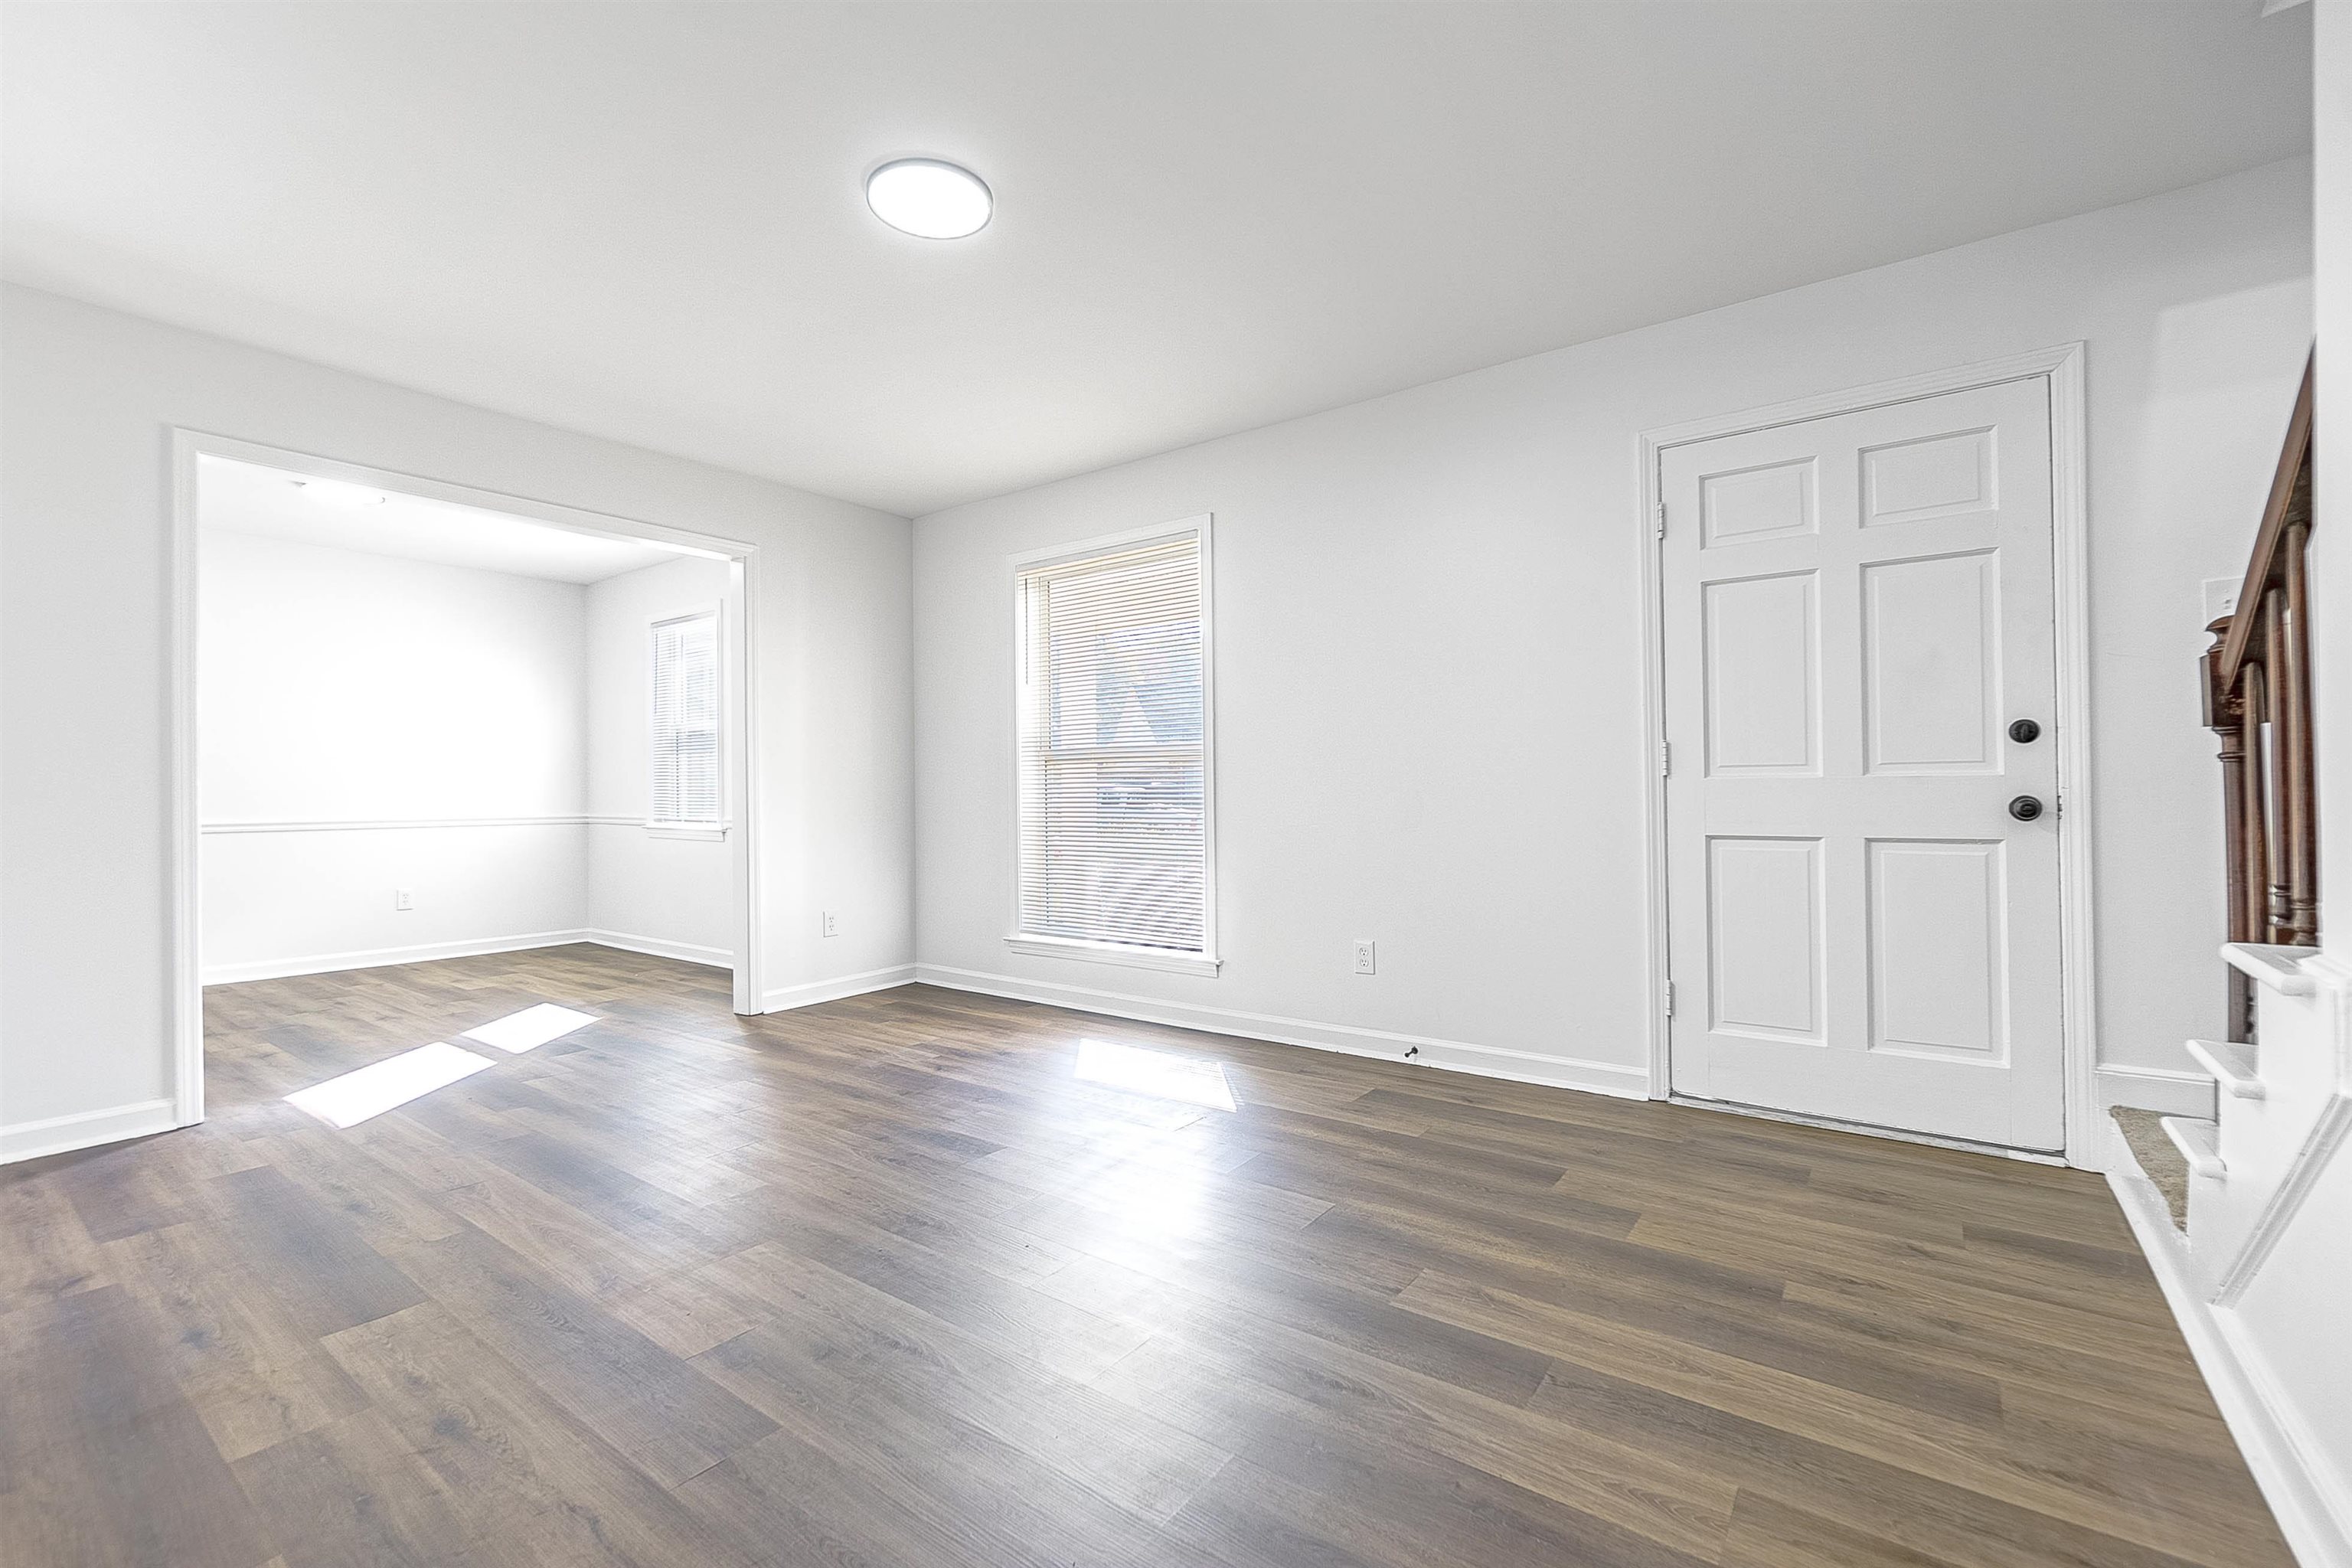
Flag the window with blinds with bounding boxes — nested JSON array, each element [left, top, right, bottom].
[[650, 610, 720, 825], [1014, 528, 1214, 963]]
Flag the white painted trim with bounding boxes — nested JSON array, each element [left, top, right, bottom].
[[1636, 344, 2096, 1163], [201, 815, 635, 833], [202, 929, 603, 986], [1666, 1094, 2068, 1165], [2096, 1062, 2220, 1119], [730, 551, 765, 1018], [1003, 934, 1221, 976], [1006, 514, 1219, 975], [171, 432, 204, 1131], [2213, 954, 2352, 1305], [169, 430, 766, 1140], [2, 1099, 178, 1165], [578, 929, 733, 969], [2224, 941, 2321, 997], [2185, 1038, 2265, 1100], [762, 964, 920, 1013], [914, 963, 1651, 1100], [2109, 1165, 2352, 1568], [2161, 1114, 2226, 1179], [643, 825, 728, 841]]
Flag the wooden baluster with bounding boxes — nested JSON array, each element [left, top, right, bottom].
[[2279, 516, 2318, 945], [2263, 586, 2291, 942], [2239, 657, 2270, 950], [2205, 618, 2252, 1040]]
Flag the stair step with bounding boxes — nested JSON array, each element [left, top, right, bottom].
[[2161, 1116, 2225, 1180], [2220, 941, 2318, 996], [2185, 1038, 2263, 1099]]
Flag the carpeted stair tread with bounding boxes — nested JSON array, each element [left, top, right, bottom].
[[2112, 1107, 2188, 1230]]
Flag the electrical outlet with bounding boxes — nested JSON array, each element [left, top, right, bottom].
[[395, 888, 414, 912], [1352, 939, 1376, 975], [822, 910, 839, 938]]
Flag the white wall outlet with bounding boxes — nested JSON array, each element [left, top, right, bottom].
[[394, 888, 414, 911], [822, 910, 839, 938], [2203, 577, 2242, 623], [1353, 939, 1376, 975]]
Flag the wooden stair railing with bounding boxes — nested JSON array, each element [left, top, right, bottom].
[[2203, 350, 2318, 1042]]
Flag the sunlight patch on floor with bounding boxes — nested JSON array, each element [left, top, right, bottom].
[[284, 1041, 495, 1128], [462, 1002, 599, 1054], [1075, 1038, 1238, 1112]]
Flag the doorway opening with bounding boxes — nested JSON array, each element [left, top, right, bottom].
[[166, 433, 764, 1129]]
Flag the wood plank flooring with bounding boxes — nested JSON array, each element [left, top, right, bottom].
[[0, 944, 2291, 1566]]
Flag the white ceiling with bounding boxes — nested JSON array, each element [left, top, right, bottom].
[[199, 455, 691, 583], [5, 2, 2311, 518]]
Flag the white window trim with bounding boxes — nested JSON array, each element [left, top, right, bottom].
[[1004, 514, 1219, 972], [645, 822, 729, 841], [648, 603, 724, 832]]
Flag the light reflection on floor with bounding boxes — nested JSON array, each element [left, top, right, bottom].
[[283, 1001, 601, 1129], [283, 1040, 495, 1128], [1075, 1038, 1239, 1112], [460, 1002, 599, 1054]]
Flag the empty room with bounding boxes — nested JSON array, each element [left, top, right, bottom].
[[2, 3, 2347, 1566]]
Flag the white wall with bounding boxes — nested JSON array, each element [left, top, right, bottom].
[[2221, 11, 2352, 1557], [198, 529, 590, 981], [0, 283, 913, 1146], [586, 552, 737, 963], [913, 159, 2314, 1102]]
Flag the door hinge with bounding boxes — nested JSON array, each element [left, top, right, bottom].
[[1655, 502, 1668, 540], [1660, 740, 1671, 776], [1664, 982, 1676, 1018]]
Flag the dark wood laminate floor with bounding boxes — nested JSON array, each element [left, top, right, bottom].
[[1, 945, 2291, 1567]]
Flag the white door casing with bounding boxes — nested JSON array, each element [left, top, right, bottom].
[[1661, 377, 2064, 1150]]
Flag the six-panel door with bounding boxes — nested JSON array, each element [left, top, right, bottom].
[[1661, 377, 2063, 1151]]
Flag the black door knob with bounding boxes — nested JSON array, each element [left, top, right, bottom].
[[2008, 718, 2041, 743], [2008, 795, 2043, 822]]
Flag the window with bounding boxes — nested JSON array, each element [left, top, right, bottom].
[[650, 610, 720, 827], [1012, 521, 1215, 972]]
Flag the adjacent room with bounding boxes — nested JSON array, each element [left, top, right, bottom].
[[3, 4, 2348, 1567], [198, 454, 743, 992]]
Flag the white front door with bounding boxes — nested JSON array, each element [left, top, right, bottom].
[[1661, 377, 2063, 1151]]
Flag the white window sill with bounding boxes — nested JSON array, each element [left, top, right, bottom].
[[645, 822, 728, 841], [1004, 934, 1221, 976]]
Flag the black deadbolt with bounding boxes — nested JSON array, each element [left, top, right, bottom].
[[2008, 795, 2044, 822], [2008, 718, 2042, 744]]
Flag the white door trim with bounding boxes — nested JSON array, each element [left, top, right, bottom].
[[1635, 343, 2097, 1165], [167, 430, 769, 1132]]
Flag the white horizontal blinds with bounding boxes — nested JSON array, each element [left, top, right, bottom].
[[1018, 535, 1207, 953], [651, 612, 720, 824]]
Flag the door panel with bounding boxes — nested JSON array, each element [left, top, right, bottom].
[[1663, 377, 2061, 1149], [1866, 838, 2006, 1060], [1704, 572, 1819, 775], [1861, 550, 2000, 774], [1707, 837, 1825, 1043], [1702, 458, 1818, 547]]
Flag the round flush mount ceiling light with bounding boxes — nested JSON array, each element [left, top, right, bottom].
[[865, 158, 992, 240]]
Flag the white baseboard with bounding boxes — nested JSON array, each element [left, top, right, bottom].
[[579, 929, 733, 969], [762, 964, 919, 1013], [2098, 1062, 2220, 1120], [2, 1098, 178, 1165], [910, 962, 1650, 1100], [203, 929, 599, 985], [2109, 1166, 2352, 1568]]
